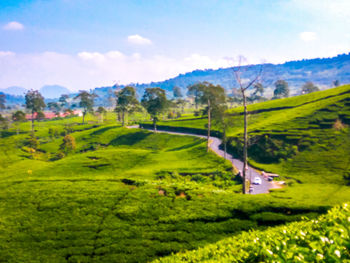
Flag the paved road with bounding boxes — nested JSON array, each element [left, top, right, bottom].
[[130, 126, 275, 194]]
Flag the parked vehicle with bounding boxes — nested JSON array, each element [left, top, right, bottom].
[[253, 177, 262, 185]]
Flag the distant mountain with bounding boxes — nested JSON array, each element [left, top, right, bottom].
[[40, 85, 71, 99], [91, 53, 350, 105], [0, 92, 25, 106], [0, 86, 27, 96], [2, 53, 350, 107]]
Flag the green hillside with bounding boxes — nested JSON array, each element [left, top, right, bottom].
[[0, 85, 349, 262], [2, 123, 341, 262], [150, 85, 350, 185], [154, 203, 350, 262]]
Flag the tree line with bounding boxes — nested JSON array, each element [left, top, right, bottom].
[[0, 78, 341, 194]]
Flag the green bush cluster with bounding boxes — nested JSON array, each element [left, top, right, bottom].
[[155, 203, 350, 262]]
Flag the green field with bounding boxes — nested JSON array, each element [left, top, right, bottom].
[[0, 85, 350, 262]]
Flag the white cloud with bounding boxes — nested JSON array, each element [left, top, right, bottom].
[[299, 32, 317, 42], [3, 21, 24, 31], [0, 50, 236, 92], [0, 51, 15, 57], [127, 34, 152, 45]]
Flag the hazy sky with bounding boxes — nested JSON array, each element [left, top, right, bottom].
[[1, 0, 350, 91]]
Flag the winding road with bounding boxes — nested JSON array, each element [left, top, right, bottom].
[[131, 125, 277, 194]]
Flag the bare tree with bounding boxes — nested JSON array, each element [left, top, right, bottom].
[[232, 57, 262, 194]]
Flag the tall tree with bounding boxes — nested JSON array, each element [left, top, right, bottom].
[[233, 59, 262, 194], [176, 99, 186, 113], [212, 104, 234, 160], [141, 87, 168, 131], [301, 81, 319, 94], [25, 90, 46, 132], [74, 91, 96, 124], [190, 82, 226, 152], [187, 84, 201, 109], [274, 80, 289, 98], [0, 114, 9, 131], [96, 106, 107, 123], [0, 93, 5, 110], [173, 86, 183, 99], [253, 82, 264, 96], [47, 102, 61, 116], [333, 80, 340, 87], [12, 110, 26, 135], [59, 94, 69, 109], [115, 86, 139, 126]]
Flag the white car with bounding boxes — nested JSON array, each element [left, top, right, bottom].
[[253, 177, 262, 185]]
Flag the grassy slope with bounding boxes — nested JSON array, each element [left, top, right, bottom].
[[154, 203, 350, 262], [1, 122, 349, 262], [148, 86, 350, 185], [1, 86, 349, 262]]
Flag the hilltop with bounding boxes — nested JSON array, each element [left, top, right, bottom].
[[2, 53, 350, 105], [94, 53, 350, 101]]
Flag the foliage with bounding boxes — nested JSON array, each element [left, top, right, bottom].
[[115, 86, 139, 126], [302, 81, 319, 94], [12, 110, 26, 122], [75, 90, 97, 123], [274, 79, 289, 98], [58, 94, 69, 108], [47, 102, 61, 115], [188, 82, 226, 150], [25, 90, 46, 131], [36, 111, 45, 120], [25, 132, 39, 149], [0, 93, 5, 109], [59, 134, 76, 154], [173, 86, 183, 98], [155, 203, 350, 262], [0, 114, 9, 130], [253, 82, 264, 96], [96, 106, 107, 114], [141, 87, 168, 130], [25, 90, 46, 114]]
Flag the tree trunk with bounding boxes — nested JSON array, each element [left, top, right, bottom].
[[223, 128, 226, 160], [242, 90, 248, 194], [153, 117, 157, 132], [31, 112, 34, 132], [122, 110, 125, 127], [207, 98, 211, 152], [82, 112, 85, 124]]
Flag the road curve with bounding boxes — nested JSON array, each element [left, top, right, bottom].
[[130, 125, 276, 194]]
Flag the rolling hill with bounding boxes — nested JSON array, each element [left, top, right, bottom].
[[145, 84, 350, 184], [93, 53, 350, 103]]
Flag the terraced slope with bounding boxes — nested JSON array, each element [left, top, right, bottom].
[[154, 203, 350, 262], [148, 85, 350, 185]]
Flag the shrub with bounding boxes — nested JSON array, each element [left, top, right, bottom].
[[333, 119, 346, 130], [59, 135, 76, 154]]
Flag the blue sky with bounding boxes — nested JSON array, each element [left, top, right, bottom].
[[0, 0, 349, 91]]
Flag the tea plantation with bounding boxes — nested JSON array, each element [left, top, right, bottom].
[[154, 203, 350, 262], [0, 85, 349, 262]]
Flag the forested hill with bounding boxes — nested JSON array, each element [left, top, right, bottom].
[[3, 53, 350, 105], [91, 53, 350, 101], [132, 53, 350, 93]]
